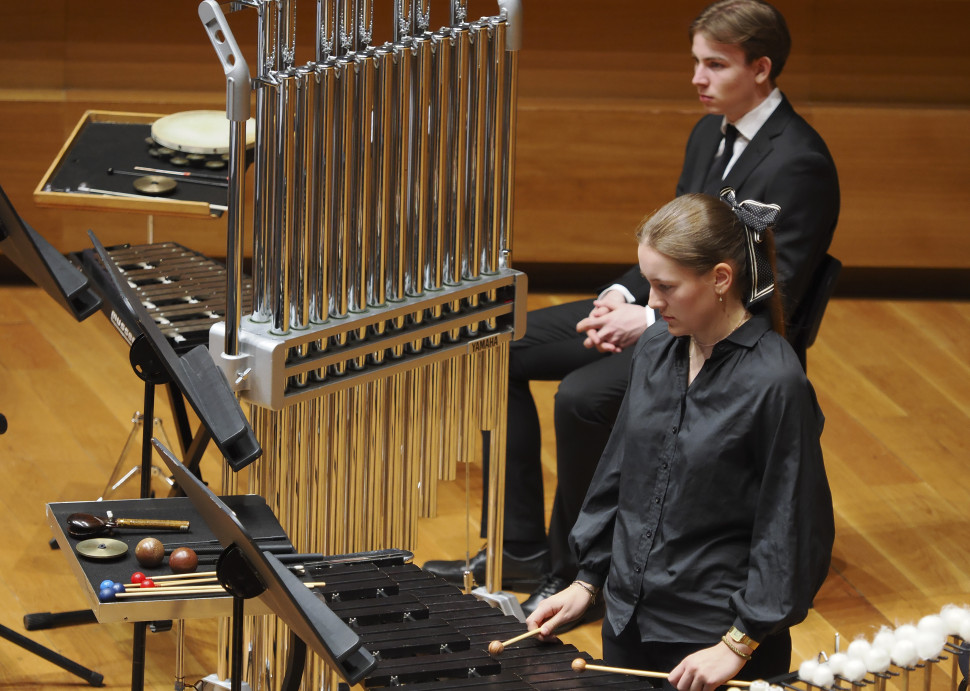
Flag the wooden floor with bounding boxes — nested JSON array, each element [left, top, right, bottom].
[[1, 284, 969, 689]]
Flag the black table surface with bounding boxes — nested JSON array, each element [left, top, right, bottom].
[[47, 495, 288, 623], [42, 120, 231, 209]]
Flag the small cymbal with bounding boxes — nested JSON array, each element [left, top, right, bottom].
[[76, 538, 128, 560], [132, 175, 177, 196]]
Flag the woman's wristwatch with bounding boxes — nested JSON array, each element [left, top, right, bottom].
[[726, 626, 759, 650], [722, 626, 759, 660]]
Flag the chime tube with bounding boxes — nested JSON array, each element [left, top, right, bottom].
[[388, 38, 413, 357], [461, 20, 492, 337], [251, 78, 274, 324], [500, 26, 519, 273], [292, 69, 314, 331], [354, 44, 395, 366], [269, 71, 299, 336], [352, 49, 378, 369], [409, 32, 434, 301], [354, 51, 376, 316], [329, 55, 355, 316], [308, 63, 332, 328], [433, 30, 455, 293], [469, 20, 491, 285], [481, 18, 508, 331], [445, 23, 472, 342], [372, 45, 395, 314], [486, 19, 507, 278]]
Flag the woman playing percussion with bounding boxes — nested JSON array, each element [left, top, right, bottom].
[[527, 191, 834, 690]]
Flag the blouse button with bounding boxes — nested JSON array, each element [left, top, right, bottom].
[[634, 566, 642, 574], [671, 426, 678, 434]]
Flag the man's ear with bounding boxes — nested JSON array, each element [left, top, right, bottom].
[[753, 56, 772, 85]]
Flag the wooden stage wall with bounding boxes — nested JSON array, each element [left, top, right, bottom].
[[0, 0, 968, 279]]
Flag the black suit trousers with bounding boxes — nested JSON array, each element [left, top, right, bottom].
[[483, 298, 632, 579]]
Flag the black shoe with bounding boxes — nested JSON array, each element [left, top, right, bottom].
[[520, 574, 606, 633], [422, 546, 549, 591]]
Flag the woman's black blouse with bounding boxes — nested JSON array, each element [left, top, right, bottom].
[[571, 312, 834, 644]]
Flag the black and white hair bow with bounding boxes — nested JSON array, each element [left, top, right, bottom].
[[719, 187, 780, 307]]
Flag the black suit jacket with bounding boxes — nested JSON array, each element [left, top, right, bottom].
[[615, 95, 840, 319]]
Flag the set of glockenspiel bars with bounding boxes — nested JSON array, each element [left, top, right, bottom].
[[201, 2, 525, 690]]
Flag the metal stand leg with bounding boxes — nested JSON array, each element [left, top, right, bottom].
[[132, 621, 148, 691], [0, 622, 103, 686], [98, 412, 175, 501]]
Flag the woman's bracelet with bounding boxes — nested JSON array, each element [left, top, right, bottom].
[[570, 581, 599, 604], [721, 635, 753, 661]]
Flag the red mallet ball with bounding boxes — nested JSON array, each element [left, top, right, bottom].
[[131, 572, 146, 584], [135, 537, 165, 568], [169, 547, 199, 574]]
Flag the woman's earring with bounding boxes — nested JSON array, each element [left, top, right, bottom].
[[718, 293, 723, 303]]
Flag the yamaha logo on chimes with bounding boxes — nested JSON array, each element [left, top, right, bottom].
[[197, 1, 525, 689], [469, 333, 500, 354]]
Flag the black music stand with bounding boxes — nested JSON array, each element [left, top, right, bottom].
[[0, 182, 105, 685], [153, 438, 378, 690], [84, 229, 262, 690], [0, 182, 101, 321], [87, 229, 261, 474]]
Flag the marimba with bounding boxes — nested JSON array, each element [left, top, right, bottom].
[[306, 550, 650, 689]]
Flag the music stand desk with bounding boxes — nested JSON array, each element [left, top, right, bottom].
[[47, 495, 280, 623]]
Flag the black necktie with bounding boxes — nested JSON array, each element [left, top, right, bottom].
[[704, 124, 739, 191]]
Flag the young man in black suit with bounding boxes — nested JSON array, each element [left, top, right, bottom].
[[425, 0, 840, 628]]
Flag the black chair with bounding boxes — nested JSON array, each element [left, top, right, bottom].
[[787, 253, 842, 372]]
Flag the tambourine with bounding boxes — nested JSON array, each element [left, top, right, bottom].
[[151, 110, 256, 155]]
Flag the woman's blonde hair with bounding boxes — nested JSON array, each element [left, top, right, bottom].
[[636, 194, 785, 335]]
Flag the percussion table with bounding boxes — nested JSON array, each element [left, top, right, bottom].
[[47, 495, 284, 623], [34, 110, 252, 219]]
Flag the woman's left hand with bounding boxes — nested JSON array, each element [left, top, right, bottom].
[[667, 641, 747, 691]]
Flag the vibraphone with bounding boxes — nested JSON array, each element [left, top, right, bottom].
[[307, 550, 649, 690], [78, 241, 254, 354], [197, 0, 526, 688]]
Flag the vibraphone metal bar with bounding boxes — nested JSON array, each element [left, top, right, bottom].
[[199, 1, 525, 689], [80, 241, 254, 354]]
